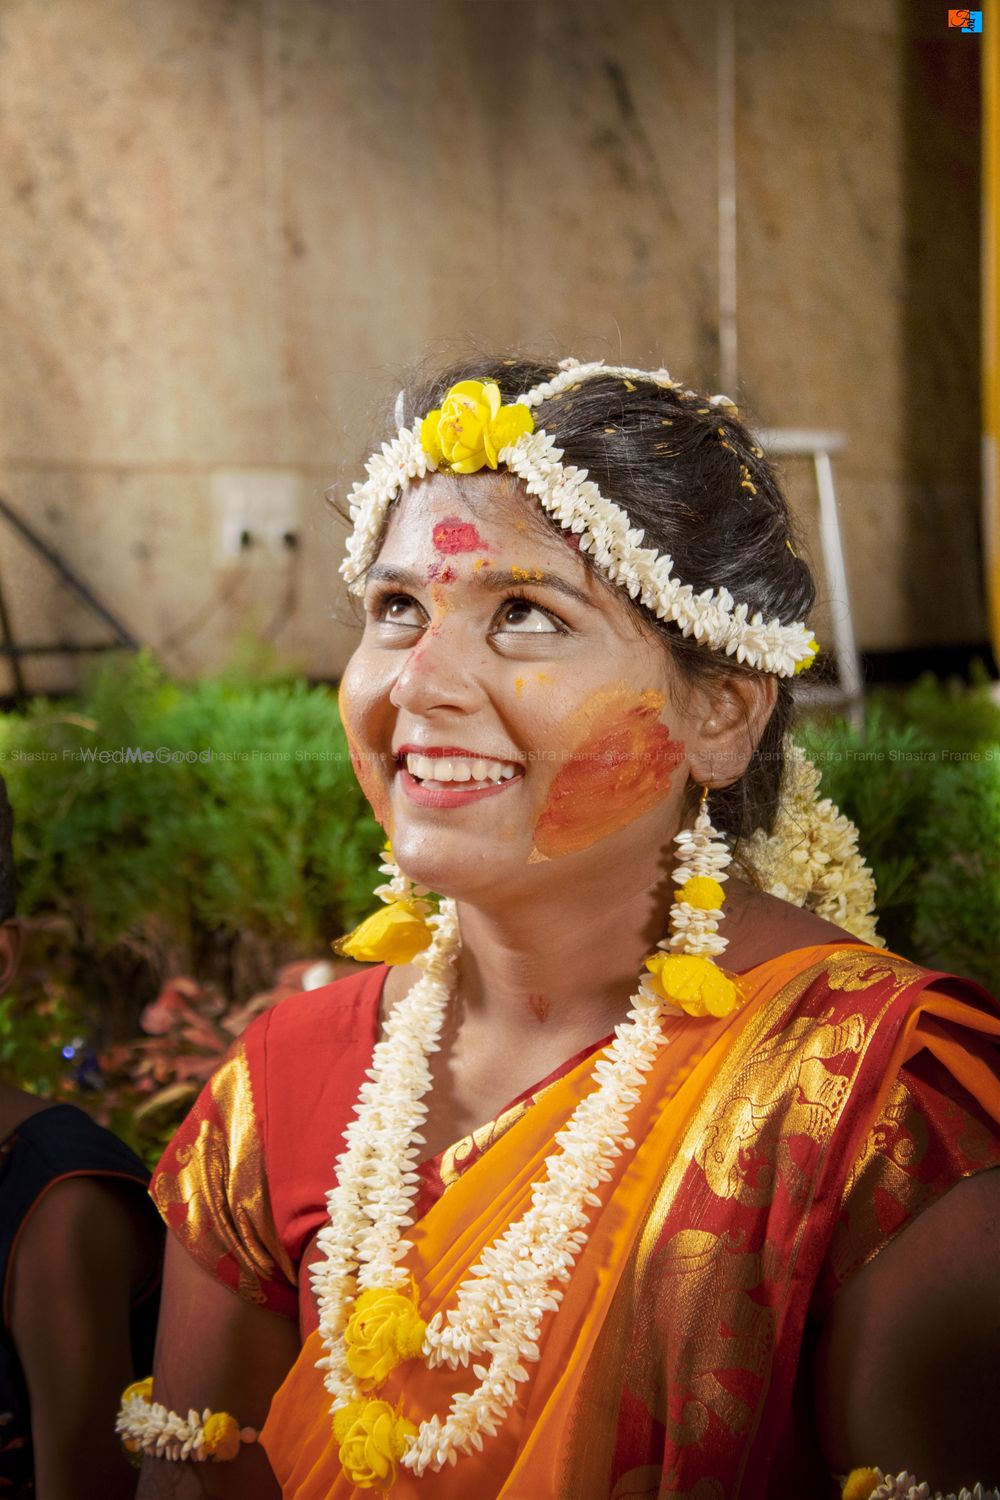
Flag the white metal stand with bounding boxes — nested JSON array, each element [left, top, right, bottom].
[[758, 429, 865, 727]]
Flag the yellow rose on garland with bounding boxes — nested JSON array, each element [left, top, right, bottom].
[[121, 1376, 154, 1404], [335, 900, 433, 965], [420, 380, 533, 473], [334, 1399, 417, 1490], [344, 1285, 428, 1389], [644, 952, 744, 1019]]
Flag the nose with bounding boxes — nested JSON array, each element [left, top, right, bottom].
[[389, 619, 486, 717]]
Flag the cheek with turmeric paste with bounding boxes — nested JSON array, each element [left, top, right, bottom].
[[532, 688, 685, 858], [338, 682, 392, 834]]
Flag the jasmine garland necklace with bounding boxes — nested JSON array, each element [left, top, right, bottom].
[[310, 881, 737, 1482]]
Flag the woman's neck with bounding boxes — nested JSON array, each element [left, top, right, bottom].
[[452, 876, 673, 1043]]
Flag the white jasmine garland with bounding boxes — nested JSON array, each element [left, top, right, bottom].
[[856, 1472, 999, 1500], [739, 739, 883, 947], [115, 1391, 256, 1463], [338, 363, 818, 677], [661, 797, 734, 959], [310, 898, 688, 1476]]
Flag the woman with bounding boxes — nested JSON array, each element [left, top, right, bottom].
[[133, 359, 1000, 1500]]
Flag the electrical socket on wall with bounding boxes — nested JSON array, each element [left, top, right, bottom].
[[212, 471, 302, 562]]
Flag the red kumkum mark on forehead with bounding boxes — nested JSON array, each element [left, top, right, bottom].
[[532, 688, 684, 859], [432, 517, 491, 554], [427, 562, 456, 583]]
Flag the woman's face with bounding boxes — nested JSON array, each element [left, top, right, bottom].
[[339, 473, 699, 900]]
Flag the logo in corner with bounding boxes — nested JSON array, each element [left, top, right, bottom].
[[948, 9, 983, 30]]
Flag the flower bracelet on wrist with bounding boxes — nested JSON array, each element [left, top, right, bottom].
[[116, 1377, 259, 1464]]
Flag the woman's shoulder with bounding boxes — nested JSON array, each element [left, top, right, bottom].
[[723, 881, 875, 974]]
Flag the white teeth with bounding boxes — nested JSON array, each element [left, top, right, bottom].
[[404, 752, 520, 786]]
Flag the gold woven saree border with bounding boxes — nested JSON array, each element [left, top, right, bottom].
[[558, 948, 922, 1500]]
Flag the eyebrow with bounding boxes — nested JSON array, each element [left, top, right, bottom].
[[364, 562, 598, 610]]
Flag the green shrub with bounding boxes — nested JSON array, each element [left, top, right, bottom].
[[0, 652, 383, 1039], [797, 669, 1000, 990]]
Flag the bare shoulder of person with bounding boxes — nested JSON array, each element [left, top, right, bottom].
[[815, 1167, 1000, 1490], [724, 879, 856, 970]]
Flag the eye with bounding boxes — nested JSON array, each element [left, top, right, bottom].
[[493, 596, 561, 634], [370, 592, 425, 628]]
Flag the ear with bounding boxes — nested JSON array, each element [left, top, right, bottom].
[[683, 673, 778, 789], [0, 919, 24, 992]]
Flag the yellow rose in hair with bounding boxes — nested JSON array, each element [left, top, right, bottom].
[[482, 399, 533, 466], [334, 1398, 417, 1489], [420, 380, 533, 474], [334, 900, 433, 965], [344, 1285, 427, 1389], [644, 952, 744, 1019]]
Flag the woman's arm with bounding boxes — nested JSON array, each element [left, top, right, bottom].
[[10, 1176, 156, 1500], [815, 1167, 1000, 1491], [136, 1232, 300, 1500]]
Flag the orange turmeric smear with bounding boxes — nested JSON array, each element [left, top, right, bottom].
[[338, 684, 391, 833], [511, 565, 545, 582], [532, 688, 684, 858], [472, 557, 488, 572], [430, 581, 458, 616]]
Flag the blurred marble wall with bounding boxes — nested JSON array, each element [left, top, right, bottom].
[[0, 0, 983, 692]]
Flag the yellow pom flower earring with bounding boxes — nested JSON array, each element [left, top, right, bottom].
[[334, 844, 435, 966], [644, 784, 747, 1019]]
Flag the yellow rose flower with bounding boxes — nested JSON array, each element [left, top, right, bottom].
[[644, 953, 744, 1018], [201, 1411, 241, 1462], [334, 1398, 418, 1490], [334, 900, 433, 965], [482, 400, 533, 466], [677, 876, 725, 911], [344, 1285, 427, 1389], [419, 380, 533, 474]]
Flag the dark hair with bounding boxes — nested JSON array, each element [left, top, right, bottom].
[[355, 355, 818, 865], [0, 775, 15, 922]]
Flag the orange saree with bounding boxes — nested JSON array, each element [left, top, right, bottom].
[[257, 944, 1000, 1499]]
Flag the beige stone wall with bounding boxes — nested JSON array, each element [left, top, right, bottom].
[[0, 0, 983, 693]]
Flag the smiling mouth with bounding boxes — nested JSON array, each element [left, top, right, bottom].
[[398, 751, 522, 788]]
